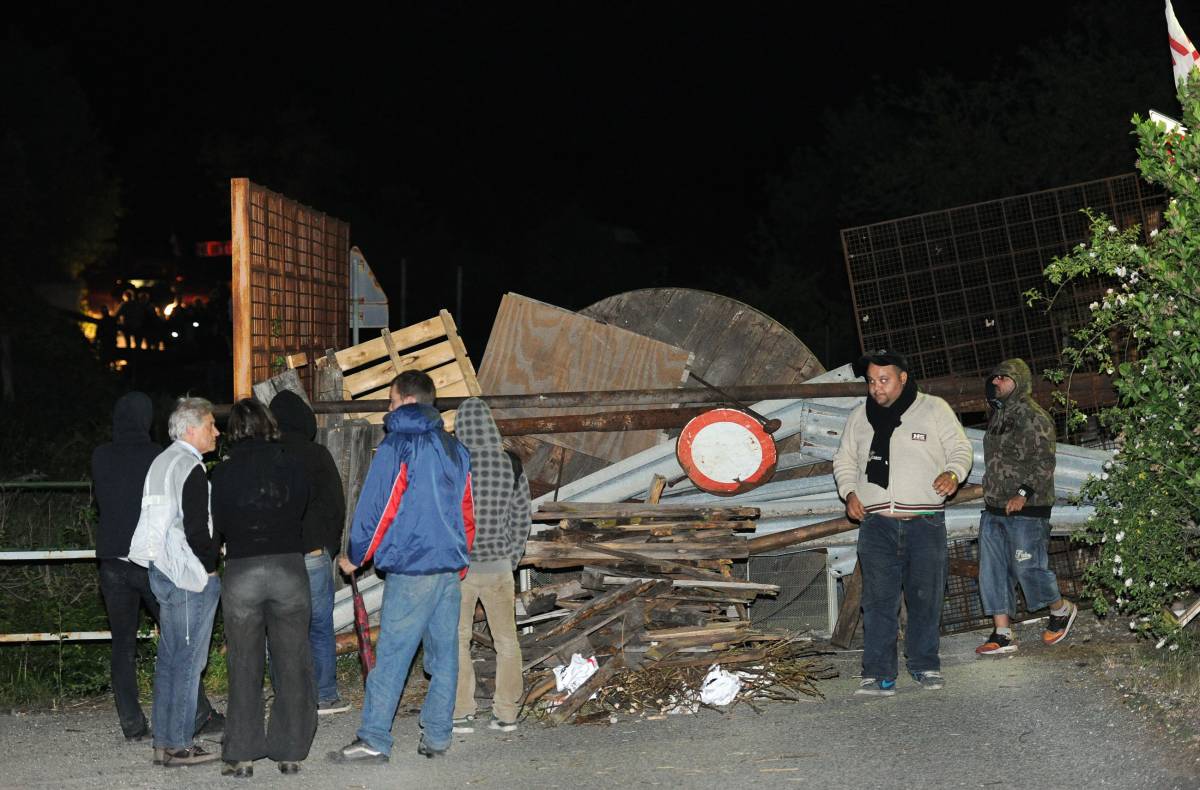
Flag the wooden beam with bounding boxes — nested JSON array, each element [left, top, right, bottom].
[[230, 177, 252, 400]]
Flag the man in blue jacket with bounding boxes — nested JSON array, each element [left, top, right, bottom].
[[331, 371, 475, 764]]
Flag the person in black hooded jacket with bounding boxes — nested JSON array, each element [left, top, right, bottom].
[[92, 391, 220, 743], [269, 390, 348, 713]]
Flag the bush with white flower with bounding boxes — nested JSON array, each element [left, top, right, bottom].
[[1029, 75, 1200, 639]]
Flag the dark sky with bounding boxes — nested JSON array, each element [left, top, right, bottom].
[[11, 2, 1179, 348]]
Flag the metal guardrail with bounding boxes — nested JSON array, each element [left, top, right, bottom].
[[0, 480, 127, 644]]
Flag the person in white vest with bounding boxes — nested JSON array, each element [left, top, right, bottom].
[[127, 397, 222, 767]]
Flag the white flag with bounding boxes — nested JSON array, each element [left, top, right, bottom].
[[1167, 0, 1200, 86]]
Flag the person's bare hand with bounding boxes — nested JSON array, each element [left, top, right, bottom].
[[1005, 494, 1027, 515], [846, 492, 865, 521], [337, 555, 358, 575], [932, 471, 959, 497]]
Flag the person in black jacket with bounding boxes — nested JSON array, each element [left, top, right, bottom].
[[92, 392, 221, 743], [211, 399, 316, 777], [269, 391, 348, 714]]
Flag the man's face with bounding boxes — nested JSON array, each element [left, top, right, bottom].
[[866, 363, 907, 408], [388, 387, 417, 412], [184, 412, 219, 454], [992, 374, 1016, 399]]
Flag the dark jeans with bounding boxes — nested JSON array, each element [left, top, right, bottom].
[[97, 559, 213, 739], [857, 513, 948, 681], [222, 553, 316, 763]]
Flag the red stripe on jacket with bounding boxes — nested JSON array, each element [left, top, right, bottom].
[[364, 462, 408, 565], [460, 473, 476, 578]]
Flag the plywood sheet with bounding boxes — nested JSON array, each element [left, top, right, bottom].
[[478, 293, 693, 463]]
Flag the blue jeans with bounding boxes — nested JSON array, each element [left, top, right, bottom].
[[857, 513, 947, 681], [356, 572, 461, 756], [304, 550, 339, 704], [148, 564, 221, 749], [978, 511, 1062, 615]]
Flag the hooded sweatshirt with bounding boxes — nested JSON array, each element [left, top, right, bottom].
[[92, 392, 163, 559], [983, 358, 1056, 517], [270, 390, 347, 557], [454, 398, 532, 572]]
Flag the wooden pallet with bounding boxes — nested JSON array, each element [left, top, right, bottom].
[[288, 310, 481, 427]]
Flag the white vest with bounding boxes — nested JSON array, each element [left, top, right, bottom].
[[127, 440, 212, 592]]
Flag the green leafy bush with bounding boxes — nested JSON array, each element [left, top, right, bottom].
[[1032, 75, 1200, 641]]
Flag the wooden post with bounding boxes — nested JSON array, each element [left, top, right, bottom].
[[230, 178, 253, 400], [830, 562, 862, 649], [439, 309, 482, 396]]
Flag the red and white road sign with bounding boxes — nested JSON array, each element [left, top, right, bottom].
[[676, 408, 777, 496]]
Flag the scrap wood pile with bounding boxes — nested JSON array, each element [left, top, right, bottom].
[[481, 502, 836, 724]]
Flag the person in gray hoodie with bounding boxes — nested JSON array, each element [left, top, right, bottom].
[[450, 398, 531, 732]]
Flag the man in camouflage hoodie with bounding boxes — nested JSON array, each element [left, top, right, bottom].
[[451, 398, 532, 732], [976, 358, 1078, 655]]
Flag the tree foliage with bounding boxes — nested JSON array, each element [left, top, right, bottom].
[[1033, 75, 1200, 641]]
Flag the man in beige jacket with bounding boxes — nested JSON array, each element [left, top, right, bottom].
[[833, 350, 973, 696]]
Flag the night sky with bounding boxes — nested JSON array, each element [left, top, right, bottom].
[[7, 2, 1189, 358]]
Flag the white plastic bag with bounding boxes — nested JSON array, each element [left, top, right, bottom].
[[699, 664, 741, 706], [552, 653, 598, 694]]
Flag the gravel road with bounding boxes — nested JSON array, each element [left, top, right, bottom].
[[2, 620, 1197, 790]]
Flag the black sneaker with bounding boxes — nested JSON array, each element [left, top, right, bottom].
[[317, 699, 351, 715], [221, 760, 254, 777], [195, 710, 225, 741], [124, 725, 151, 743], [328, 738, 389, 764], [975, 631, 1018, 655], [417, 737, 448, 758], [163, 745, 220, 767]]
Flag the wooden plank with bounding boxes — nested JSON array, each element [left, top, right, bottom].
[[477, 293, 692, 463], [332, 316, 446, 372], [830, 562, 862, 649], [534, 502, 759, 521], [252, 368, 310, 407], [380, 326, 407, 376], [522, 540, 748, 565], [439, 309, 482, 396], [539, 579, 667, 640], [341, 340, 457, 397], [646, 474, 667, 505]]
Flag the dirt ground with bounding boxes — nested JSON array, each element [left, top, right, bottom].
[[2, 612, 1199, 789]]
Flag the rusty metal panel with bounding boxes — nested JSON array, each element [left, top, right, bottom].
[[841, 173, 1165, 382], [231, 178, 349, 399], [478, 293, 693, 464]]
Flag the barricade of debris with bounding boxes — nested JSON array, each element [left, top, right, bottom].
[[468, 501, 837, 724]]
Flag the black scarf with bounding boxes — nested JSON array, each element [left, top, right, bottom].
[[864, 377, 918, 488]]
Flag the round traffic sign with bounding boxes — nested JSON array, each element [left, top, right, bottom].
[[676, 408, 777, 495]]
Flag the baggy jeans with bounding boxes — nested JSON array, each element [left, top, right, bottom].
[[98, 558, 213, 738], [857, 512, 948, 681], [222, 553, 317, 763], [304, 550, 340, 704], [454, 568, 524, 723], [356, 571, 460, 756], [148, 564, 220, 750], [978, 511, 1063, 615]]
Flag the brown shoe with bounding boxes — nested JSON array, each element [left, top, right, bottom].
[[153, 747, 167, 766], [163, 745, 220, 767]]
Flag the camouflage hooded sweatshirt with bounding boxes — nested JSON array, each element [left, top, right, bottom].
[[983, 358, 1056, 517], [453, 398, 532, 571]]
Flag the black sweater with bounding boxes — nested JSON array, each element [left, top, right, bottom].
[[211, 439, 310, 559], [92, 392, 162, 559]]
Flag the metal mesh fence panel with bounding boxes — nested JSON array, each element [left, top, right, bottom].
[[842, 173, 1165, 383]]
